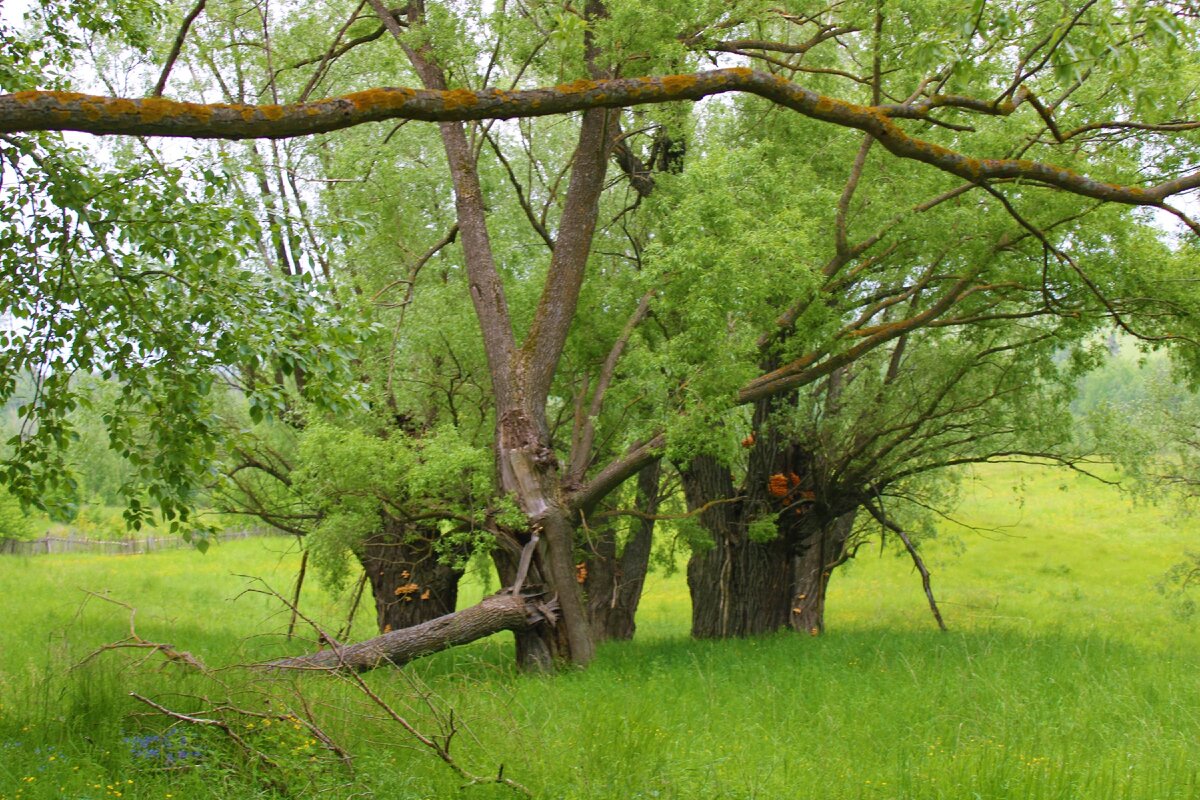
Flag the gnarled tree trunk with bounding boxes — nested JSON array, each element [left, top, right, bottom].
[[682, 454, 793, 638], [359, 521, 462, 634]]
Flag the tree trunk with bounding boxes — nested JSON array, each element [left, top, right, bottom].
[[267, 591, 557, 671], [682, 455, 793, 638], [358, 521, 462, 634], [789, 511, 857, 635], [583, 460, 661, 641], [490, 532, 557, 672], [687, 534, 793, 638]]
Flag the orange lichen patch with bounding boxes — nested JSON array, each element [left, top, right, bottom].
[[963, 157, 982, 178], [136, 97, 206, 125], [442, 88, 479, 110], [260, 104, 285, 121], [393, 582, 419, 596], [105, 98, 138, 116], [731, 66, 753, 78], [556, 79, 598, 94], [662, 74, 697, 93], [768, 473, 790, 498], [923, 141, 954, 159], [17, 90, 86, 104], [239, 106, 257, 122], [346, 87, 415, 112], [814, 97, 835, 114], [80, 101, 102, 120]]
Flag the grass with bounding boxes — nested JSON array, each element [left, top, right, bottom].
[[2, 463, 1200, 799]]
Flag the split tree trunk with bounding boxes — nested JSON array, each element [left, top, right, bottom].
[[491, 531, 558, 672], [583, 460, 661, 641], [789, 511, 857, 635], [358, 521, 462, 634]]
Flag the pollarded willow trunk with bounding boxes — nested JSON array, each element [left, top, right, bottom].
[[682, 455, 793, 638], [359, 521, 462, 634], [583, 460, 661, 641], [789, 510, 857, 636]]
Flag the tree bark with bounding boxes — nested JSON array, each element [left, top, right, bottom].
[[268, 591, 556, 671], [682, 454, 793, 638], [583, 459, 661, 641], [358, 521, 462, 634], [490, 533, 557, 672], [789, 511, 856, 635]]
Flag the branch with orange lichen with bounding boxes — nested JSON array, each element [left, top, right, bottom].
[[2, 68, 1197, 206]]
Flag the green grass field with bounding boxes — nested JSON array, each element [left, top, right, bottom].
[[2, 463, 1199, 799]]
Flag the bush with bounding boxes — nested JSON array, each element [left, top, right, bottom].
[[0, 487, 32, 540]]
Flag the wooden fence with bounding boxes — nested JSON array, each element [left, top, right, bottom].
[[0, 528, 277, 556]]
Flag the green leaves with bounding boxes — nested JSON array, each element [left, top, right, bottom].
[[0, 134, 358, 534], [294, 422, 496, 589]]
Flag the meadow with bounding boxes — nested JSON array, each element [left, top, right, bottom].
[[2, 463, 1199, 800]]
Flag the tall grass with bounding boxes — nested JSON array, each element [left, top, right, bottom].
[[2, 464, 1199, 799]]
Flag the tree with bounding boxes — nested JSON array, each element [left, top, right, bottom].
[[3, 0, 1200, 671]]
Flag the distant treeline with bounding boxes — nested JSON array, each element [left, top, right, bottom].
[[0, 528, 280, 557]]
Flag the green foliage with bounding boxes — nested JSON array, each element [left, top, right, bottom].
[[0, 136, 360, 533], [0, 486, 31, 540], [295, 422, 496, 589]]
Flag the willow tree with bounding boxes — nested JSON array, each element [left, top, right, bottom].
[[4, 0, 1200, 671]]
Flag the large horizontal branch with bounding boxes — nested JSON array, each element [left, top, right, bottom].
[[3, 69, 1196, 204]]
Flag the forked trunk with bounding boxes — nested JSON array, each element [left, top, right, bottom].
[[359, 522, 462, 634], [583, 460, 661, 641]]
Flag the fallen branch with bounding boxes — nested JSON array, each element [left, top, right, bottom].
[[73, 591, 206, 672], [264, 590, 557, 671]]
